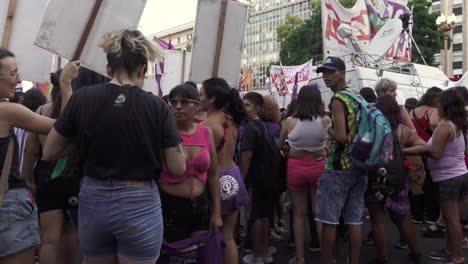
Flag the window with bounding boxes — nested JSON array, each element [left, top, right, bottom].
[[177, 37, 180, 44]]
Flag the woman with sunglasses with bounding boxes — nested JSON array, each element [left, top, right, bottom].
[[159, 84, 222, 243]]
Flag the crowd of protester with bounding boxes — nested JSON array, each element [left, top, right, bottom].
[[1, 29, 468, 264]]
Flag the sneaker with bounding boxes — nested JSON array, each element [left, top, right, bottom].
[[412, 218, 423, 224], [437, 257, 466, 264], [268, 246, 277, 256], [288, 239, 295, 247], [270, 230, 285, 241], [288, 257, 305, 264], [243, 254, 265, 264], [363, 237, 375, 246], [421, 224, 446, 238], [426, 248, 451, 261], [393, 241, 408, 250]]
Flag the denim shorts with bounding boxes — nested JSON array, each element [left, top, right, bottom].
[[0, 188, 40, 257], [316, 168, 367, 225], [79, 177, 163, 263]]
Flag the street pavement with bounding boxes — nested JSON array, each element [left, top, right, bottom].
[[238, 214, 468, 264]]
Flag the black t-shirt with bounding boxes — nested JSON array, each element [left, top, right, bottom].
[[240, 119, 269, 187], [54, 83, 181, 181]]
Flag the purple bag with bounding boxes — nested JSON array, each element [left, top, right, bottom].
[[157, 231, 225, 264]]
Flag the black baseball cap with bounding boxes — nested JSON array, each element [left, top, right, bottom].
[[316, 56, 346, 73]]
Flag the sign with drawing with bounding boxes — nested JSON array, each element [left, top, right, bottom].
[[34, 0, 147, 76]]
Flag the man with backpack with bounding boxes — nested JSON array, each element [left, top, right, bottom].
[[315, 57, 367, 264], [240, 92, 282, 264]]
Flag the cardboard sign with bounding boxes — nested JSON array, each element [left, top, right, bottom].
[[0, 0, 54, 83], [34, 0, 147, 76], [190, 0, 247, 87], [163, 50, 192, 95]]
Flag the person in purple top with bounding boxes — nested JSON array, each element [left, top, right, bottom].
[[426, 89, 468, 264]]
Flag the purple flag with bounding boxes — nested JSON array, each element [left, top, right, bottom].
[[291, 72, 299, 100], [153, 37, 175, 96]]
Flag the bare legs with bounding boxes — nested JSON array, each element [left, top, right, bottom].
[[221, 210, 240, 264]]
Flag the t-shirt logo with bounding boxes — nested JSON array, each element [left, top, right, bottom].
[[114, 93, 126, 106]]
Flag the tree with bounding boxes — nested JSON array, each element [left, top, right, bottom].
[[276, 14, 303, 43], [408, 0, 443, 65]]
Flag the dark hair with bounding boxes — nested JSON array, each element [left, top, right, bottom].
[[162, 95, 170, 104], [243, 92, 264, 108], [438, 89, 468, 133], [285, 99, 297, 119], [23, 89, 46, 112], [259, 95, 280, 123], [376, 94, 401, 129], [453, 86, 468, 106], [184, 81, 197, 89], [418, 87, 443, 107], [49, 71, 62, 119], [168, 84, 200, 101], [0, 48, 14, 70], [71, 66, 110, 91], [9, 92, 23, 104], [293, 85, 324, 120], [359, 87, 377, 103], [202, 77, 245, 126]]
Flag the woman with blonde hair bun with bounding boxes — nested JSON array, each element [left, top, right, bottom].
[[43, 29, 187, 264]]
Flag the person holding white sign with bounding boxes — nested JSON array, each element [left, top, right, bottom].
[[0, 48, 74, 264], [42, 29, 186, 264]]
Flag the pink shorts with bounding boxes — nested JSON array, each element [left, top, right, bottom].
[[287, 157, 326, 191]]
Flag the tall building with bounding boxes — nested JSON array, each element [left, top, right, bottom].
[[241, 0, 312, 89], [148, 21, 194, 51], [431, 0, 467, 78]]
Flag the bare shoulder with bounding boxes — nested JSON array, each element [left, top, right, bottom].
[[321, 115, 331, 127]]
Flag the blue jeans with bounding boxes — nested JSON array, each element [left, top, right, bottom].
[[316, 168, 367, 225], [0, 188, 40, 257], [79, 177, 163, 263]]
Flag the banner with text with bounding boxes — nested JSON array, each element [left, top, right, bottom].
[[270, 60, 317, 96]]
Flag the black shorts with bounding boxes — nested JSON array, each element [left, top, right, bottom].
[[160, 188, 211, 243], [434, 173, 468, 201], [250, 188, 276, 221], [36, 177, 80, 214]]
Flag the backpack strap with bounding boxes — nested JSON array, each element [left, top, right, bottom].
[[339, 90, 365, 106], [0, 136, 15, 207]]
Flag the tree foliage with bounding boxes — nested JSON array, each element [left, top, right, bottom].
[[279, 0, 442, 66], [408, 0, 443, 65], [276, 14, 304, 43]]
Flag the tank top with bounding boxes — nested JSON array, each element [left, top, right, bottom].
[[326, 88, 359, 170], [412, 109, 432, 142], [159, 125, 211, 184], [0, 130, 26, 188], [288, 117, 325, 152], [427, 121, 468, 182]]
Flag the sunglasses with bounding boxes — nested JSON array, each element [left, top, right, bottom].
[[168, 99, 199, 106]]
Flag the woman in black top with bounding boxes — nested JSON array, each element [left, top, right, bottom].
[[43, 29, 186, 264]]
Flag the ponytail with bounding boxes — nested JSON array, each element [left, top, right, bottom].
[[227, 88, 246, 126]]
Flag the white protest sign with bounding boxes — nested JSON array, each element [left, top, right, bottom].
[[0, 0, 54, 83], [34, 0, 147, 77], [190, 0, 247, 87], [163, 50, 192, 94]]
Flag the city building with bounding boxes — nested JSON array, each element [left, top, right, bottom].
[[148, 21, 194, 51], [431, 0, 467, 78], [241, 0, 312, 89]]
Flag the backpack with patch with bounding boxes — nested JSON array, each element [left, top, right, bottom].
[[339, 90, 393, 171], [368, 130, 408, 198]]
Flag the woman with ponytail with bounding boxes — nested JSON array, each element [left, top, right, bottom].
[[200, 77, 249, 264]]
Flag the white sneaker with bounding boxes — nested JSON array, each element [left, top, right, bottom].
[[274, 225, 289, 236], [270, 230, 286, 241], [243, 254, 265, 264]]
